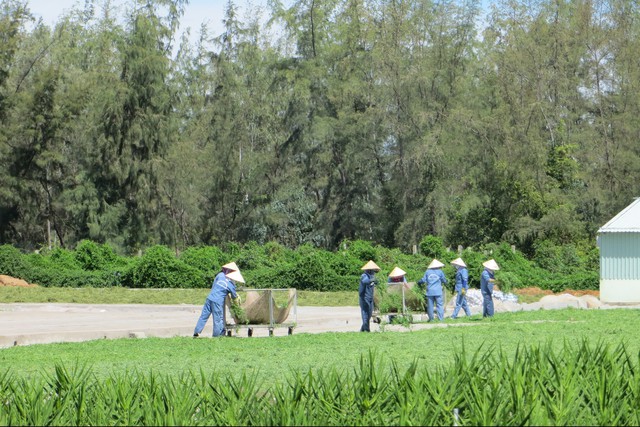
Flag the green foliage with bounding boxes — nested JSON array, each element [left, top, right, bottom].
[[0, 237, 601, 292], [74, 240, 121, 271], [0, 244, 28, 277], [38, 248, 81, 270], [229, 300, 248, 325], [376, 282, 401, 314], [0, 0, 638, 257], [494, 271, 521, 294], [3, 341, 640, 425], [122, 245, 205, 289], [545, 271, 599, 293], [289, 251, 343, 291], [178, 245, 226, 283], [419, 235, 446, 260], [25, 268, 118, 288], [343, 239, 377, 263]]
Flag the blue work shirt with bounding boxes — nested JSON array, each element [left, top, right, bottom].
[[207, 271, 238, 304], [454, 267, 469, 292], [419, 268, 447, 296], [359, 271, 376, 302], [480, 269, 495, 295]]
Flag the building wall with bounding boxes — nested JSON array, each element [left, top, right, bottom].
[[599, 232, 640, 303]]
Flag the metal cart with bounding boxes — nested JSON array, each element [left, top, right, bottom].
[[225, 288, 297, 337]]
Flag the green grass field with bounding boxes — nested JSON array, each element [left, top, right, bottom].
[[2, 287, 640, 425], [1, 306, 638, 383]]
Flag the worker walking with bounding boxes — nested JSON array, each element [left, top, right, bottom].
[[417, 259, 447, 321], [194, 262, 244, 337], [481, 259, 500, 318], [359, 260, 380, 332], [450, 257, 471, 318]]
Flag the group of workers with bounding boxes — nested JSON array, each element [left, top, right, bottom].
[[194, 256, 501, 337], [359, 257, 501, 333]]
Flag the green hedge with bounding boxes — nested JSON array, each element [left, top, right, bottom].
[[0, 237, 600, 292]]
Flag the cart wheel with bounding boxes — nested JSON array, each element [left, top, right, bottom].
[[226, 329, 232, 337], [288, 326, 294, 335], [248, 328, 253, 337], [269, 328, 274, 337]]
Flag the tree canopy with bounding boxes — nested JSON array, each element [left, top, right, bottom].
[[0, 0, 638, 255]]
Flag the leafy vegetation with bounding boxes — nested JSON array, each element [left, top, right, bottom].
[[0, 0, 637, 258], [2, 320, 640, 425], [0, 236, 599, 293]]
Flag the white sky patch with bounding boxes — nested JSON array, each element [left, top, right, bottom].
[[25, 0, 236, 42]]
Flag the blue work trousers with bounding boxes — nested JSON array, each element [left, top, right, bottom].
[[425, 295, 444, 321], [194, 298, 227, 337], [452, 291, 471, 318], [360, 297, 373, 332], [482, 292, 494, 318]]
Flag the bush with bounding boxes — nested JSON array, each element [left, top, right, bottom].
[[123, 245, 205, 288], [419, 235, 446, 259], [0, 244, 29, 278], [74, 240, 121, 271], [179, 245, 227, 284], [26, 268, 117, 288], [0, 238, 602, 293], [544, 271, 599, 293], [343, 239, 377, 263], [40, 247, 82, 270], [495, 271, 522, 293]]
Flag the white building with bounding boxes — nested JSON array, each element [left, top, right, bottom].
[[597, 198, 640, 303]]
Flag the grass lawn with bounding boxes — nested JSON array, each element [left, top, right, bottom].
[[1, 286, 635, 425], [1, 306, 638, 384]]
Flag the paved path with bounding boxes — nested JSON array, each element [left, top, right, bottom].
[[0, 303, 374, 347]]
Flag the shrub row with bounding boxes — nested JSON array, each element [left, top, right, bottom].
[[0, 237, 599, 292]]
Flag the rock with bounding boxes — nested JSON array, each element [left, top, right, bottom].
[[538, 293, 588, 310], [579, 294, 603, 308], [128, 332, 146, 338], [521, 302, 543, 311]]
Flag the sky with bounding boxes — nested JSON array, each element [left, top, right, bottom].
[[26, 0, 273, 43]]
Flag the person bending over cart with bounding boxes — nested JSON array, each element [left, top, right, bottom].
[[194, 263, 244, 337]]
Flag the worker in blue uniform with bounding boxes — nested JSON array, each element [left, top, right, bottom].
[[359, 260, 380, 332], [480, 259, 500, 318], [417, 259, 447, 321], [193, 262, 244, 337], [450, 257, 471, 318]]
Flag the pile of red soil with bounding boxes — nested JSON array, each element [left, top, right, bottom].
[[0, 275, 38, 288], [515, 286, 600, 298]]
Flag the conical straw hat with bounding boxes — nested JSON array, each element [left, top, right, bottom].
[[222, 261, 239, 272], [450, 257, 467, 268], [428, 259, 445, 269], [388, 266, 407, 278], [361, 260, 381, 271], [225, 270, 245, 284], [482, 259, 500, 271]]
